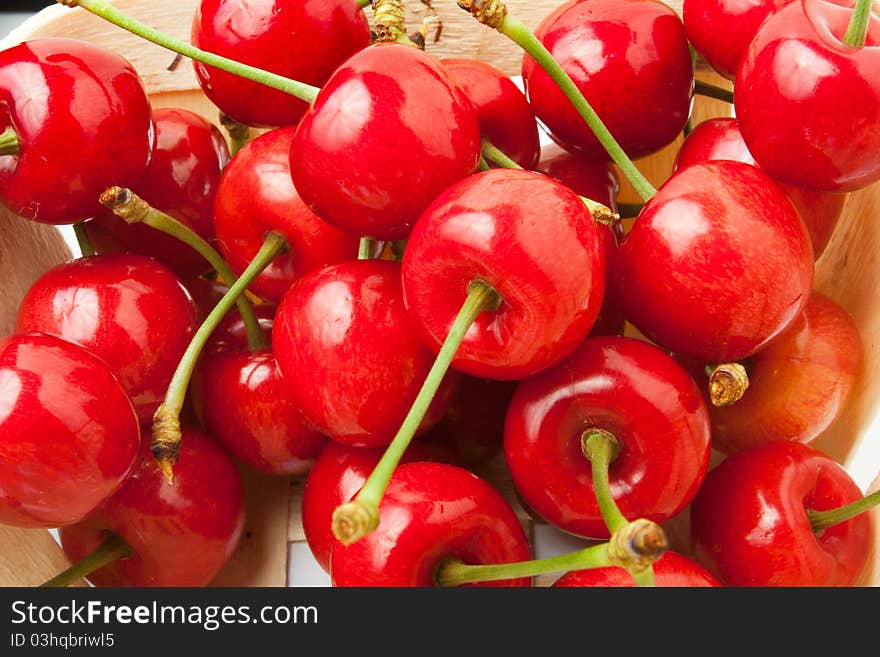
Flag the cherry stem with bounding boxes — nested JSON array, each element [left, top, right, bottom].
[[458, 1, 656, 201], [618, 202, 644, 218], [581, 429, 628, 533], [808, 487, 880, 534], [706, 362, 749, 407], [40, 533, 131, 588], [99, 186, 266, 352], [683, 116, 694, 138], [73, 222, 96, 257], [151, 232, 287, 483], [219, 113, 251, 157], [372, 0, 416, 45], [358, 237, 374, 260], [480, 139, 620, 228], [693, 80, 734, 104], [0, 127, 19, 157], [56, 0, 320, 104], [331, 279, 502, 545], [843, 0, 874, 48]]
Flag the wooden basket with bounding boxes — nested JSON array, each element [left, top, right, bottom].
[[0, 0, 877, 587]]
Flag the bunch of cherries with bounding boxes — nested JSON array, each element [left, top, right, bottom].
[[0, 0, 877, 588]]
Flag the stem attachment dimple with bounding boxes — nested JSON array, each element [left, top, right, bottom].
[[0, 127, 19, 157], [708, 362, 749, 407], [40, 533, 131, 588]]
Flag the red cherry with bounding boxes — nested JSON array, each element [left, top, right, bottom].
[[59, 427, 245, 586], [504, 336, 711, 539], [214, 126, 359, 304], [553, 551, 721, 587], [191, 0, 370, 127], [735, 0, 880, 191], [612, 161, 814, 362], [301, 442, 453, 573], [273, 260, 459, 448], [683, 0, 793, 79], [442, 57, 540, 169], [402, 168, 605, 380], [85, 108, 230, 279], [523, 0, 693, 160], [290, 43, 481, 240], [690, 441, 871, 586], [16, 254, 199, 422], [331, 462, 531, 586], [0, 333, 139, 528], [675, 117, 845, 259], [0, 38, 154, 224]]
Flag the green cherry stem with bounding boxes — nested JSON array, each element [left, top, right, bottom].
[[56, 0, 320, 104], [151, 232, 287, 484], [99, 186, 266, 352], [40, 533, 131, 588], [843, 0, 874, 48], [693, 80, 734, 104], [331, 280, 502, 545], [582, 429, 628, 533], [358, 237, 374, 260], [219, 113, 251, 157], [480, 139, 522, 170], [359, 0, 372, 8], [73, 222, 96, 257], [0, 127, 19, 157], [458, 0, 656, 201], [809, 487, 880, 534]]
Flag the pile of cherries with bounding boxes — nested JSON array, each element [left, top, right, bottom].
[[0, 0, 878, 588]]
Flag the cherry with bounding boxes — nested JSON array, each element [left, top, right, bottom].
[[289, 42, 481, 240], [522, 0, 693, 160], [735, 0, 880, 191], [330, 462, 531, 587], [690, 441, 872, 586], [301, 442, 454, 574], [273, 259, 459, 448], [0, 37, 154, 224], [504, 336, 711, 539], [84, 107, 230, 279], [214, 126, 359, 304], [442, 57, 540, 169], [58, 426, 245, 586], [675, 117, 845, 259], [612, 160, 814, 362], [16, 254, 199, 422], [191, 0, 370, 128], [0, 333, 139, 528], [553, 551, 721, 587], [402, 168, 605, 380]]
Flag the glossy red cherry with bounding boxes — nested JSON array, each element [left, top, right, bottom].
[[331, 461, 531, 586], [504, 336, 711, 539], [735, 0, 880, 191], [523, 0, 693, 160], [301, 442, 454, 573], [273, 259, 459, 448], [290, 43, 481, 240], [690, 441, 871, 586], [403, 168, 605, 380], [612, 160, 814, 362], [16, 254, 199, 422], [675, 117, 845, 259], [192, 312, 327, 476], [85, 108, 230, 279], [442, 57, 540, 169], [214, 126, 359, 303], [191, 0, 370, 127], [0, 333, 139, 528], [553, 551, 721, 587], [683, 0, 793, 79], [59, 426, 245, 586], [0, 38, 154, 224]]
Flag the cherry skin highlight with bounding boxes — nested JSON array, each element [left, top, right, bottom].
[[0, 38, 154, 224], [331, 462, 531, 587], [191, 0, 370, 127], [0, 333, 140, 528], [553, 551, 721, 587], [690, 441, 871, 586], [59, 427, 245, 586], [16, 254, 199, 422], [402, 168, 605, 380]]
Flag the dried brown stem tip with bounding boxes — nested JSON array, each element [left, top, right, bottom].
[[331, 501, 379, 546], [57, 0, 79, 7], [608, 518, 668, 573], [151, 408, 182, 485], [99, 186, 150, 224], [372, 0, 408, 43], [457, 0, 508, 29], [708, 362, 750, 407]]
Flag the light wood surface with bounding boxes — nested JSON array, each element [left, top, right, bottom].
[[1, 0, 877, 587]]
